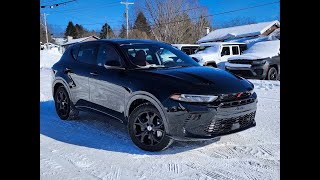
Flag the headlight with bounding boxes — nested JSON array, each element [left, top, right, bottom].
[[170, 94, 218, 102], [251, 60, 266, 65]]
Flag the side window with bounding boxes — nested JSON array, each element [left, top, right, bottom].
[[71, 45, 79, 59], [221, 47, 230, 56], [190, 47, 198, 54], [232, 46, 239, 55], [181, 47, 191, 55], [77, 44, 99, 65], [97, 44, 122, 67]]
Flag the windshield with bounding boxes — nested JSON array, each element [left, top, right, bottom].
[[195, 45, 219, 54], [120, 43, 199, 68]]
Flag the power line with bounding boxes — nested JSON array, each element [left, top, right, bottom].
[[41, 0, 76, 8], [49, 1, 279, 32], [47, 1, 120, 13]]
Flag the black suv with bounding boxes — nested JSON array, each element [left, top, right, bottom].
[[52, 39, 257, 151]]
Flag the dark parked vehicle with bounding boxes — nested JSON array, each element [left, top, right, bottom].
[[52, 39, 257, 151], [225, 40, 280, 80]]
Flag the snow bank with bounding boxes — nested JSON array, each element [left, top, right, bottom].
[[229, 40, 280, 60], [40, 48, 62, 69]]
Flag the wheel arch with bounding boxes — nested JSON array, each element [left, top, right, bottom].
[[52, 78, 72, 101], [125, 92, 170, 133]]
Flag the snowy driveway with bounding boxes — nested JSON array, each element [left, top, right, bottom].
[[40, 68, 279, 180]]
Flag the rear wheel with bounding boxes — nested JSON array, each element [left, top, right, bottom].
[[54, 86, 71, 120], [266, 67, 278, 80], [128, 103, 173, 151]]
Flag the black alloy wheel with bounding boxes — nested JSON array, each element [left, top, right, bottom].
[[54, 86, 70, 120], [128, 103, 173, 151], [267, 67, 278, 80]]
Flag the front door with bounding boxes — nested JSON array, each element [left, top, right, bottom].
[[89, 43, 127, 121], [219, 46, 232, 69]]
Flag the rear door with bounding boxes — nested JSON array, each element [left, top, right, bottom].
[[67, 42, 99, 105]]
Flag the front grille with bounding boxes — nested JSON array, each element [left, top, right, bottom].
[[206, 112, 256, 134], [229, 70, 253, 77], [220, 98, 255, 108], [228, 60, 252, 64], [219, 91, 251, 102]]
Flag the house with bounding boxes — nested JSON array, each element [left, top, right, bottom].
[[52, 37, 67, 46], [61, 36, 100, 52], [197, 20, 280, 43]]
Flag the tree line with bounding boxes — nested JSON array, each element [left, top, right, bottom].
[[40, 0, 265, 44]]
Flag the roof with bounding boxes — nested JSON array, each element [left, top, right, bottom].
[[228, 40, 280, 60], [197, 20, 280, 43], [199, 42, 246, 46], [62, 36, 99, 46]]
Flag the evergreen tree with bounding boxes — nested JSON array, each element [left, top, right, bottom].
[[100, 23, 115, 39], [75, 24, 87, 38], [64, 21, 77, 38], [133, 11, 151, 35], [118, 24, 126, 38]]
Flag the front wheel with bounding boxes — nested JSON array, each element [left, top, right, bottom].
[[128, 103, 173, 151]]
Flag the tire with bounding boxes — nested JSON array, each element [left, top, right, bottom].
[[128, 103, 173, 151], [266, 67, 278, 80], [54, 86, 71, 120]]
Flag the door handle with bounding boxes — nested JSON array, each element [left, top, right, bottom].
[[64, 67, 72, 73], [90, 72, 98, 76]]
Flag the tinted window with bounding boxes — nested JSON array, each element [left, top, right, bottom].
[[71, 45, 79, 59], [77, 44, 99, 65], [120, 43, 199, 67], [97, 44, 122, 67], [232, 46, 239, 55], [221, 47, 230, 56], [190, 47, 198, 54], [181, 47, 191, 55]]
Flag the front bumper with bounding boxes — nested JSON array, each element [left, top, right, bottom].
[[162, 96, 257, 141], [225, 63, 268, 79]]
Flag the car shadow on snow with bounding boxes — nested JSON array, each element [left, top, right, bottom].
[[40, 101, 220, 155]]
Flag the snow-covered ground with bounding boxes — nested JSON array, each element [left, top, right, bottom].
[[40, 48, 62, 69], [40, 50, 280, 180]]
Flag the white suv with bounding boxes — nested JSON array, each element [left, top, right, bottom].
[[190, 42, 247, 69]]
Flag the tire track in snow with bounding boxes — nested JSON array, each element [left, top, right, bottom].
[[186, 162, 247, 180], [168, 163, 180, 174], [40, 147, 101, 180]]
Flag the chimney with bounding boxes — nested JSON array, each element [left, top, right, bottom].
[[67, 36, 73, 42], [205, 27, 210, 35]]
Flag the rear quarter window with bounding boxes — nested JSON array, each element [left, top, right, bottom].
[[77, 43, 99, 65], [71, 45, 80, 60]]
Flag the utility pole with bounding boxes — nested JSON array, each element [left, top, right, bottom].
[[41, 13, 49, 44], [120, 1, 134, 38]]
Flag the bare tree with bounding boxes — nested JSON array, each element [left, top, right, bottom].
[[217, 17, 256, 28], [133, 0, 212, 44]]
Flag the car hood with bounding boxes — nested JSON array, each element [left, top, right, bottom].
[[190, 53, 219, 62], [141, 66, 253, 94], [228, 54, 262, 60]]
